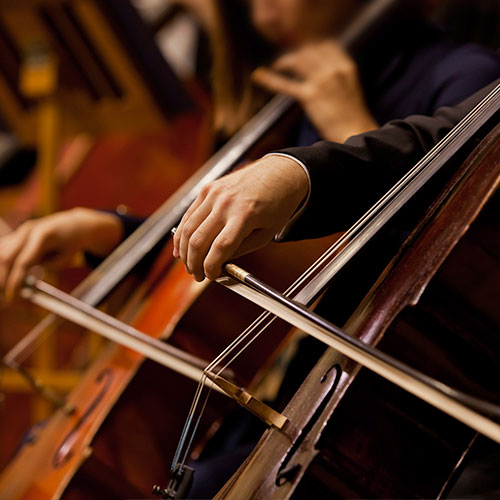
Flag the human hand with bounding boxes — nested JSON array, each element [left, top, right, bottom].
[[253, 40, 378, 143], [0, 208, 123, 302], [173, 155, 309, 281]]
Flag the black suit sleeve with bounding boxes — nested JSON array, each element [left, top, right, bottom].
[[276, 79, 499, 240]]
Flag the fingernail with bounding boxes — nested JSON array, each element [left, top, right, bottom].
[[173, 247, 179, 258]]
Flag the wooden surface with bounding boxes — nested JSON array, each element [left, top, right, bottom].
[[215, 122, 500, 500]]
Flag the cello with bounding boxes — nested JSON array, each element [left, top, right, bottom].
[[163, 82, 500, 498], [0, 1, 412, 498]]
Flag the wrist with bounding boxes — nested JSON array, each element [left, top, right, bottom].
[[262, 154, 310, 206], [72, 208, 124, 256]]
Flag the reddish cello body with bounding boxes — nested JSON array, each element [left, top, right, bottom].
[[0, 85, 340, 499], [0, 226, 339, 500], [0, 100, 212, 473]]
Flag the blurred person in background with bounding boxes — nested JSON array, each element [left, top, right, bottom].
[[0, 1, 499, 497], [209, 0, 500, 142]]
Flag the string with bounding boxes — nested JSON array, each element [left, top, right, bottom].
[[169, 83, 500, 472], [201, 81, 500, 380], [205, 82, 500, 374]]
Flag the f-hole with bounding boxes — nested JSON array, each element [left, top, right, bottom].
[[52, 368, 114, 468], [276, 364, 341, 486]]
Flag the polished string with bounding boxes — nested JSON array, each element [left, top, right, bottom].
[[170, 83, 500, 472]]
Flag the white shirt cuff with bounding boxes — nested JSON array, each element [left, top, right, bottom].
[[263, 153, 312, 241]]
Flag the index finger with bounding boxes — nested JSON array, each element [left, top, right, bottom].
[[272, 48, 317, 77], [173, 189, 207, 258], [252, 67, 306, 100]]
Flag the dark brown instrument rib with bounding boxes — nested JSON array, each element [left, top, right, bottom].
[[215, 125, 500, 500]]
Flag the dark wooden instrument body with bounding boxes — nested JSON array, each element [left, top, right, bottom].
[[214, 123, 500, 499]]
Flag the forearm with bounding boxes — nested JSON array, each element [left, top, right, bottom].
[[275, 80, 498, 239]]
